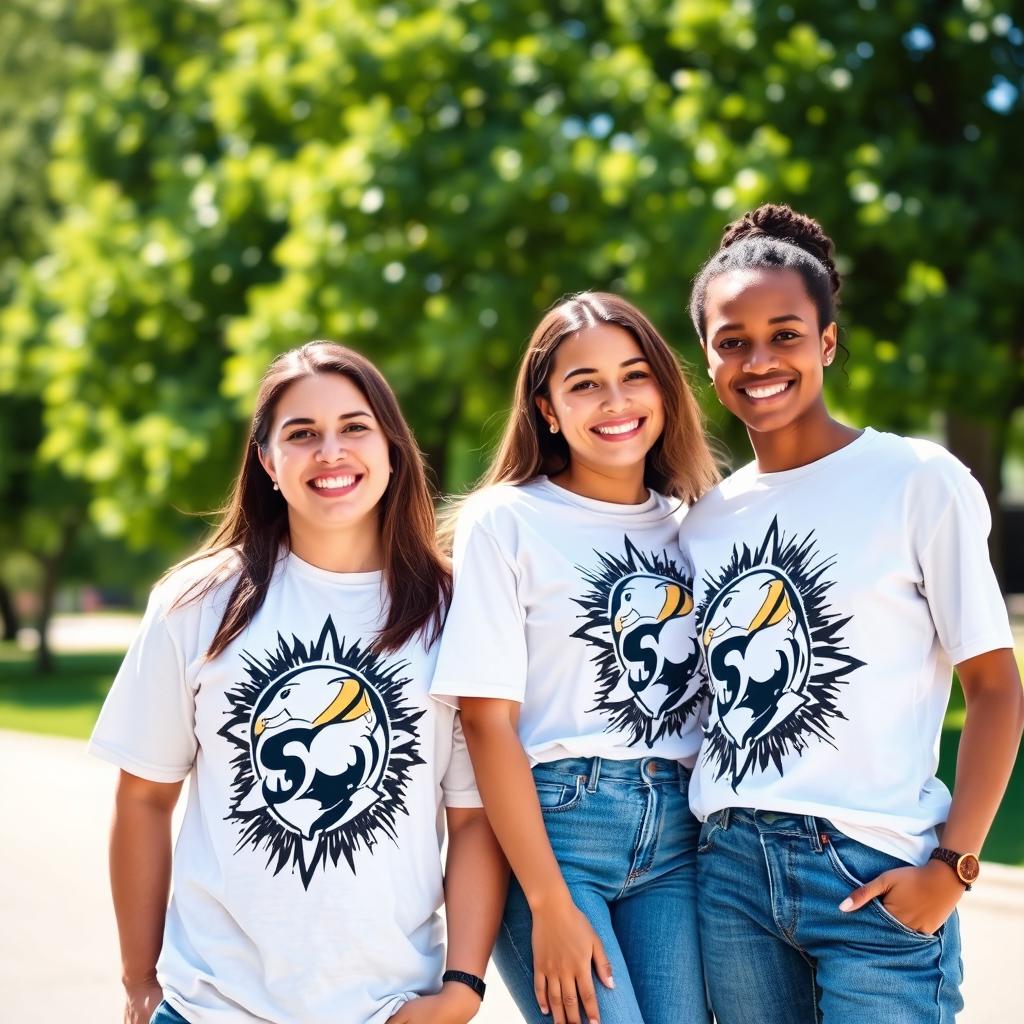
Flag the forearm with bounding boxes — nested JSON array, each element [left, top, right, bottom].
[[460, 715, 569, 909], [941, 680, 1024, 854], [110, 779, 177, 986], [443, 810, 508, 977]]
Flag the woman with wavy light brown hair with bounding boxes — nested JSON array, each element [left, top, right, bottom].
[[432, 293, 718, 1024], [90, 342, 505, 1024]]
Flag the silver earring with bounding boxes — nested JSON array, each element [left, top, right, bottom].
[[549, 422, 559, 434], [272, 481, 279, 491], [707, 368, 714, 380]]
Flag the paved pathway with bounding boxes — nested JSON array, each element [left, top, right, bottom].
[[1, 729, 1021, 1023]]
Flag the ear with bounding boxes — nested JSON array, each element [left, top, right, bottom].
[[535, 394, 557, 432], [821, 321, 838, 366], [256, 443, 276, 485]]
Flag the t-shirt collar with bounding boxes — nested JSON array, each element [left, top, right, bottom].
[[536, 477, 664, 517]]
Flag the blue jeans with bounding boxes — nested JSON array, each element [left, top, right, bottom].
[[495, 757, 709, 1024], [697, 808, 964, 1024], [150, 1002, 189, 1024]]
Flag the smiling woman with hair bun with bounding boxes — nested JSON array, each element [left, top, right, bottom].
[[682, 204, 1023, 1024]]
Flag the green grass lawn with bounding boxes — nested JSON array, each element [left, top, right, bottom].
[[2, 640, 1023, 864], [0, 643, 122, 739]]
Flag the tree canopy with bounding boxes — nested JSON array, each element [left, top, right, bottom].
[[2, 0, 1022, 592]]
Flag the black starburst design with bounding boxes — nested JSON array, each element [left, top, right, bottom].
[[572, 537, 706, 746], [696, 517, 864, 788], [218, 616, 424, 888]]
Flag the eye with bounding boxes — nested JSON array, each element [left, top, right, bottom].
[[717, 338, 744, 351], [624, 370, 650, 382], [569, 379, 598, 392], [773, 330, 800, 342], [280, 687, 291, 699], [287, 429, 316, 441], [342, 422, 369, 433]]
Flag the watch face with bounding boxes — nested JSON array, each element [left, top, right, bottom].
[[957, 854, 980, 883]]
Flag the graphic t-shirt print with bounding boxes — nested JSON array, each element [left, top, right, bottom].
[[697, 518, 863, 789], [573, 537, 705, 746], [219, 616, 424, 888]]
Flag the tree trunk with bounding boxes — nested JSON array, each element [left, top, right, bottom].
[[0, 581, 19, 641], [34, 520, 78, 675], [945, 413, 1006, 588]]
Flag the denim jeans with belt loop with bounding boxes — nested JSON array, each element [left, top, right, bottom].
[[494, 756, 709, 1024], [697, 808, 964, 1024]]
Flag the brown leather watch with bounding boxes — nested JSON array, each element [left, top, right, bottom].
[[928, 847, 980, 891]]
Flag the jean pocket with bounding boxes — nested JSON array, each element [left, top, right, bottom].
[[823, 837, 939, 943], [678, 765, 693, 797], [534, 776, 584, 814]]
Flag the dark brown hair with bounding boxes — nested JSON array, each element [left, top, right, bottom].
[[170, 342, 451, 658], [442, 292, 719, 543], [690, 203, 841, 341]]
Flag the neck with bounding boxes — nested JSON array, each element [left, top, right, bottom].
[[550, 459, 649, 505], [287, 515, 384, 573], [747, 401, 862, 473]]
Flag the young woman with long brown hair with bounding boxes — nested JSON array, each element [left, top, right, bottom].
[[90, 342, 506, 1024], [431, 293, 719, 1024]]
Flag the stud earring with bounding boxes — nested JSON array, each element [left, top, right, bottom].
[[707, 368, 714, 380], [272, 481, 279, 491], [549, 422, 559, 434]]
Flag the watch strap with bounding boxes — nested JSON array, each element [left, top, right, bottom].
[[928, 847, 977, 890], [442, 969, 487, 1001]]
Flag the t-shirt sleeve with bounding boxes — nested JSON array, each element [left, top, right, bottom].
[[430, 511, 528, 706], [914, 465, 1015, 665], [88, 587, 198, 783], [440, 713, 483, 809]]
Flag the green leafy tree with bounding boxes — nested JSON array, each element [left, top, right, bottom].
[[2, 0, 1021, 662]]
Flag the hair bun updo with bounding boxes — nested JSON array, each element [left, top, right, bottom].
[[689, 203, 842, 341], [721, 203, 840, 297]]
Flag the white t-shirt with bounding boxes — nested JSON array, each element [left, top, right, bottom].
[[89, 550, 480, 1024], [681, 428, 1015, 865], [431, 478, 707, 764]]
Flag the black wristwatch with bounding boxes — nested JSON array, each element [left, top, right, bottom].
[[442, 969, 487, 1001]]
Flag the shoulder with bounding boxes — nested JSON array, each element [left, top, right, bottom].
[[683, 460, 756, 525], [456, 480, 548, 533], [149, 547, 244, 620], [870, 431, 975, 497]]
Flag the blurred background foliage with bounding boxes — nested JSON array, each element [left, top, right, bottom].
[[1, 0, 1023, 666]]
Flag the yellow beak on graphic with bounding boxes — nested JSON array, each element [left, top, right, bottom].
[[313, 677, 371, 728], [702, 626, 714, 647], [747, 579, 790, 633], [254, 718, 266, 736]]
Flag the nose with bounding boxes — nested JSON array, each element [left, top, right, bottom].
[[742, 344, 780, 374], [316, 435, 348, 463], [600, 381, 630, 412]]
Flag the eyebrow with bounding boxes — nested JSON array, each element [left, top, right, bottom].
[[280, 411, 372, 429], [563, 356, 650, 382], [714, 313, 805, 335]]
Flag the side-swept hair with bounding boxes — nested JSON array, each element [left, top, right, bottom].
[[442, 292, 719, 544], [170, 341, 451, 659]]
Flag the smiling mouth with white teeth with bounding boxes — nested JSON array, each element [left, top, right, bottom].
[[309, 473, 361, 495], [739, 380, 794, 401], [591, 417, 646, 440]]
